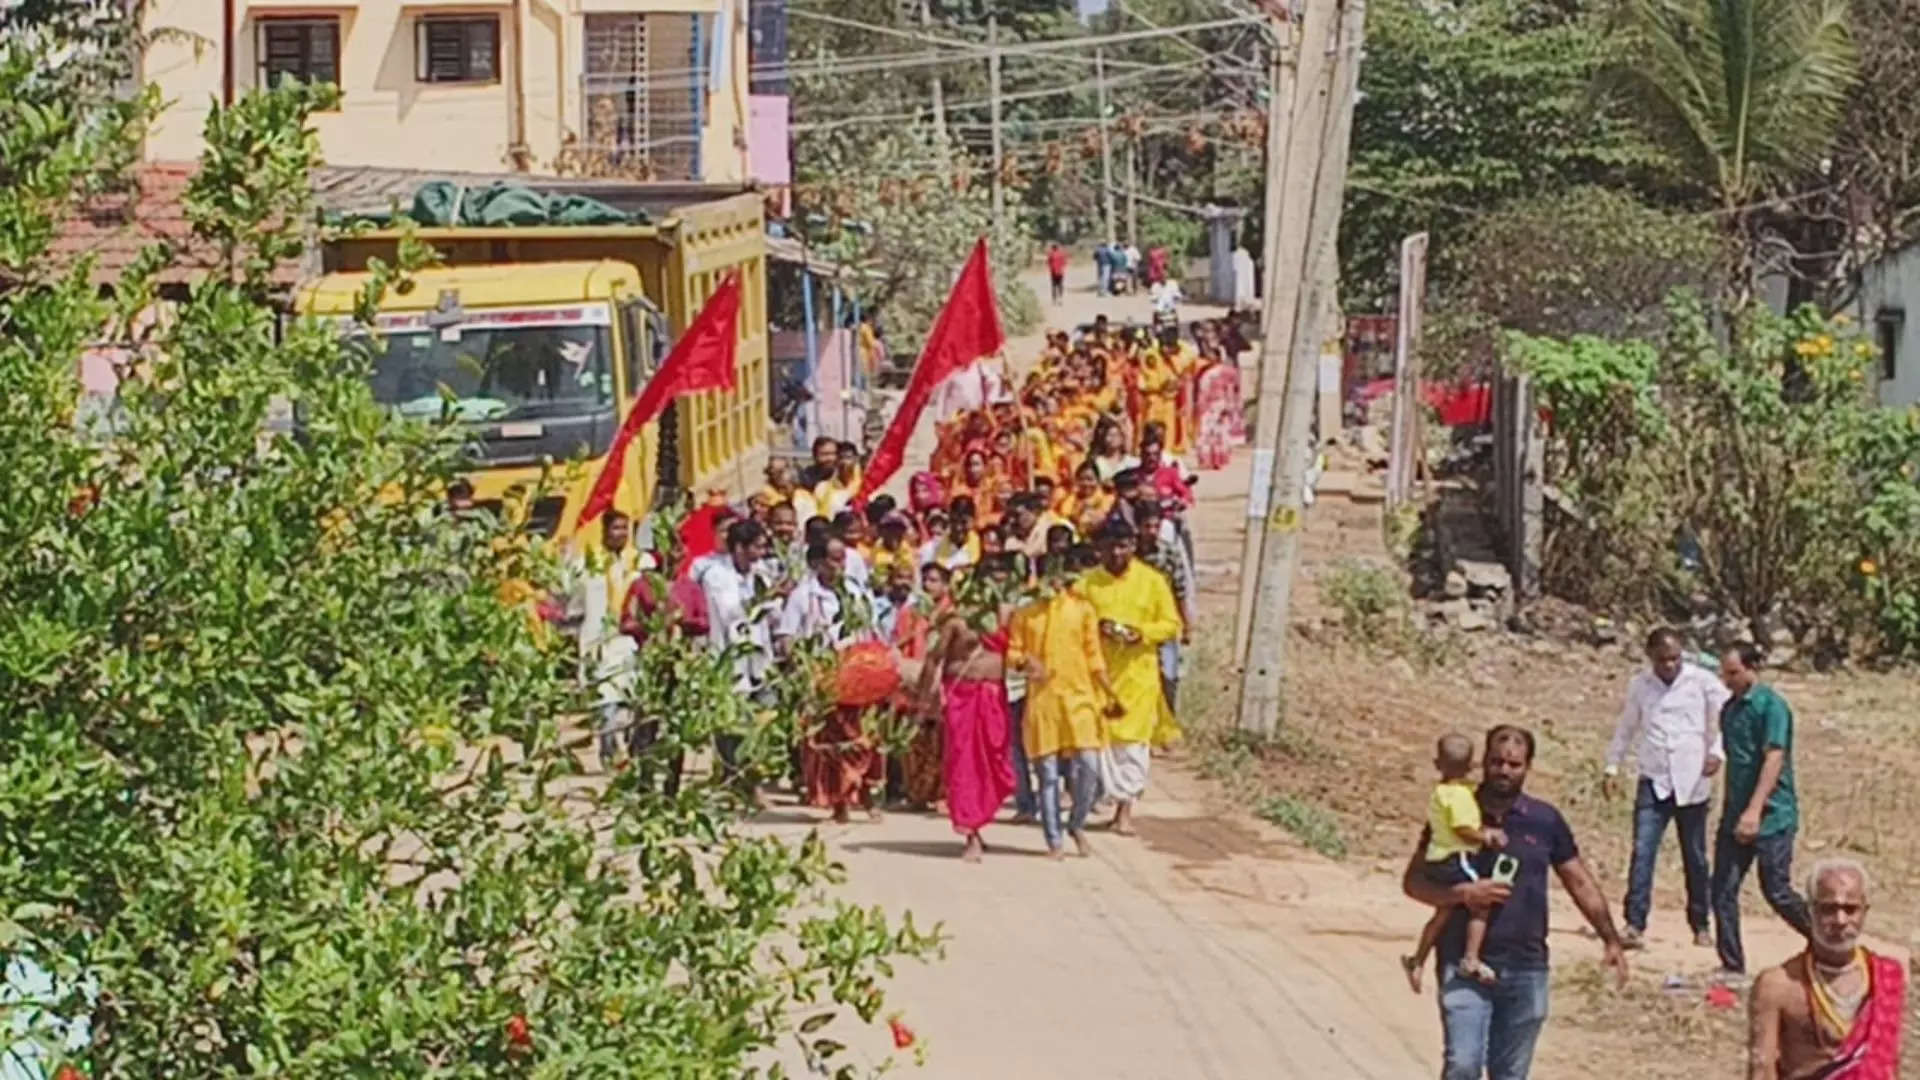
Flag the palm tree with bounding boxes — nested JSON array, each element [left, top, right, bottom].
[[1608, 0, 1859, 294]]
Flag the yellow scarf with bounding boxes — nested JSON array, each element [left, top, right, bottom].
[[1806, 948, 1871, 1046]]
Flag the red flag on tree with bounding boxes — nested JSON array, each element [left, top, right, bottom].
[[855, 238, 1004, 504], [576, 272, 741, 529]]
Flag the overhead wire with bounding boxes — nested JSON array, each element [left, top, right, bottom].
[[790, 55, 1215, 133]]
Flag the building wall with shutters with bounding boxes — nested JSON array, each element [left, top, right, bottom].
[[138, 0, 754, 183]]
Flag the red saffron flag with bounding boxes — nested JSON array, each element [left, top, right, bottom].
[[855, 238, 1004, 504], [576, 272, 742, 529]]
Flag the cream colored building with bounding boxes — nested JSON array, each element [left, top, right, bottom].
[[140, 0, 754, 182]]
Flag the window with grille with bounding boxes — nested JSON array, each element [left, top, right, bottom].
[[580, 13, 703, 181], [416, 17, 498, 83], [257, 18, 340, 88]]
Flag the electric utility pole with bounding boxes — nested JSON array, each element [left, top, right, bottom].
[[1127, 140, 1140, 246], [1232, 0, 1320, 661], [989, 12, 1005, 237], [922, 0, 947, 148], [1234, 0, 1367, 734], [1095, 47, 1117, 246]]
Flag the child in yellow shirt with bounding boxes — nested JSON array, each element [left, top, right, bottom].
[[1401, 732, 1505, 991]]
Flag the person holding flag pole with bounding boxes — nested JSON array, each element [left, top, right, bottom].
[[575, 274, 756, 785]]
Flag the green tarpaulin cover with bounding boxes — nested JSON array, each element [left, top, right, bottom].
[[331, 182, 645, 228]]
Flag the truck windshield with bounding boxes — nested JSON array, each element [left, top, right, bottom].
[[355, 308, 614, 423]]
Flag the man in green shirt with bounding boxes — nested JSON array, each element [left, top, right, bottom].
[[1710, 644, 1813, 979]]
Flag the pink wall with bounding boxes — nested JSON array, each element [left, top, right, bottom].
[[749, 95, 790, 187]]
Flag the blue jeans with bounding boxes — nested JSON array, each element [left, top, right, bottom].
[[1008, 697, 1038, 817], [1158, 641, 1180, 712], [1438, 964, 1550, 1080], [1036, 750, 1100, 850], [1711, 826, 1810, 973], [1623, 778, 1710, 934], [1097, 260, 1113, 296]]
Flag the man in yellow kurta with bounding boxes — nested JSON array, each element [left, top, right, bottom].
[[1008, 547, 1123, 857], [1079, 520, 1183, 836]]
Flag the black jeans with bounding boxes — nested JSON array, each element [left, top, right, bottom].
[[1623, 778, 1711, 934], [1711, 825, 1811, 973]]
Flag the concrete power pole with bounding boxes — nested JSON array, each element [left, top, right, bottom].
[[988, 12, 1005, 238], [1127, 140, 1140, 246], [1095, 47, 1117, 246], [922, 0, 947, 148], [1234, 0, 1367, 735], [1231, 1, 1323, 661]]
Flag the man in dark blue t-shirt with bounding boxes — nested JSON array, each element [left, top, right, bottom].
[[1403, 725, 1630, 1080]]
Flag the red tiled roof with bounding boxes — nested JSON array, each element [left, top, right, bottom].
[[49, 162, 300, 288]]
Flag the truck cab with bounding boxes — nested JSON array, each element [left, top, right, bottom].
[[296, 259, 667, 541]]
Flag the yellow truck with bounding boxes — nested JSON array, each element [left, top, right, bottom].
[[296, 187, 770, 545]]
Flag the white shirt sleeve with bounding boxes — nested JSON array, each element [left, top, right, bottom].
[[1703, 672, 1731, 762], [1605, 676, 1642, 774], [775, 587, 806, 642], [700, 564, 746, 651]]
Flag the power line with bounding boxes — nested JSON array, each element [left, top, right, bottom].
[[791, 56, 1210, 132]]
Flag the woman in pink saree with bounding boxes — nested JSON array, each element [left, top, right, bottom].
[[1192, 325, 1246, 470]]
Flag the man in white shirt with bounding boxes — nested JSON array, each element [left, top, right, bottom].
[[1605, 626, 1727, 949], [569, 510, 645, 768], [695, 519, 776, 794], [776, 537, 868, 649], [917, 497, 982, 575], [776, 537, 883, 820], [1150, 278, 1182, 317]]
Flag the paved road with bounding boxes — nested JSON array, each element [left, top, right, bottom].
[[750, 264, 1441, 1078]]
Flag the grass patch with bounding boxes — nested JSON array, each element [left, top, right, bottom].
[[1182, 656, 1348, 860], [1319, 559, 1462, 670], [1254, 794, 1348, 858]]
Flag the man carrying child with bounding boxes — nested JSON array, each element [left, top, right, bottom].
[[1401, 726, 1629, 1080]]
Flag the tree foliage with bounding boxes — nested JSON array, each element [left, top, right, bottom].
[[787, 0, 1266, 323], [1429, 186, 1721, 377], [1344, 0, 1662, 307], [1511, 295, 1920, 656], [0, 13, 934, 1076], [794, 126, 1040, 350], [1605, 0, 1857, 213]]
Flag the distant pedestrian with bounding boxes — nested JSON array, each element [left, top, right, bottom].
[[1047, 242, 1068, 304], [1711, 643, 1813, 980], [1403, 725, 1628, 1080], [1093, 242, 1114, 296], [1604, 626, 1727, 950]]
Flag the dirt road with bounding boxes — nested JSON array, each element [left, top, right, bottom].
[[750, 265, 1445, 1077]]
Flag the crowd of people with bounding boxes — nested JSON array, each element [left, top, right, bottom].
[[553, 302, 1911, 1077], [568, 314, 1249, 861]]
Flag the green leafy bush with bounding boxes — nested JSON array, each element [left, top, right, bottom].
[[0, 21, 934, 1076], [1512, 293, 1920, 656]]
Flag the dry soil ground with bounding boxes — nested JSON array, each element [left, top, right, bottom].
[[747, 260, 1916, 1079]]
